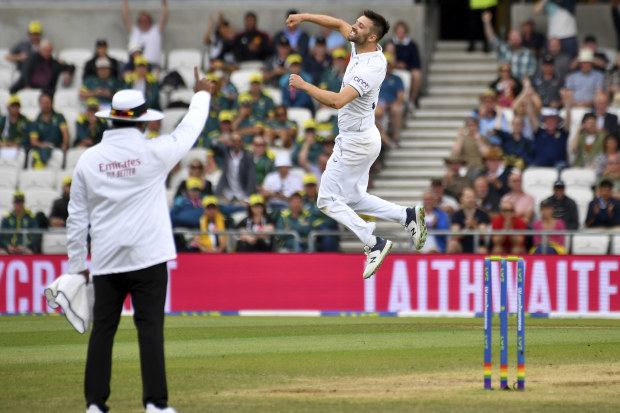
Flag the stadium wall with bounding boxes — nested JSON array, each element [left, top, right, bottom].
[[1, 254, 619, 317]]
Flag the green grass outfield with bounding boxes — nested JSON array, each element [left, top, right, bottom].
[[1, 315, 620, 412]]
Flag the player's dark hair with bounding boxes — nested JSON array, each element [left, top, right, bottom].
[[362, 10, 390, 42]]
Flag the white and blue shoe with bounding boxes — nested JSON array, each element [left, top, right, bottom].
[[363, 237, 393, 279], [406, 205, 427, 250]]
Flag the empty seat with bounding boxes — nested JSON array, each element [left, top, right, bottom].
[[53, 89, 81, 111], [561, 167, 597, 189], [65, 147, 87, 171], [107, 48, 129, 65], [263, 86, 281, 106], [168, 167, 189, 195], [180, 147, 208, 168], [0, 67, 14, 89], [315, 107, 338, 123], [565, 187, 593, 228], [286, 108, 313, 136], [522, 167, 558, 191], [23, 188, 58, 215], [229, 69, 257, 94], [0, 188, 14, 214], [161, 108, 187, 134], [41, 231, 68, 254], [58, 48, 92, 68], [19, 169, 58, 191], [17, 89, 42, 109], [571, 234, 610, 255], [0, 147, 26, 169], [0, 166, 19, 189], [26, 148, 64, 171], [238, 60, 264, 71], [167, 49, 202, 71], [169, 88, 194, 106], [392, 68, 411, 103], [0, 88, 9, 108], [611, 235, 620, 255]]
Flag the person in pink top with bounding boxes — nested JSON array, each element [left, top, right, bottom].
[[500, 170, 534, 224], [531, 199, 566, 254]]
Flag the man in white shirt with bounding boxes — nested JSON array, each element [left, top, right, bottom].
[[122, 0, 167, 74], [287, 10, 427, 279], [261, 153, 304, 210], [68, 68, 210, 413]]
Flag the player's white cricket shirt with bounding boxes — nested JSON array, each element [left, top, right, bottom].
[[67, 92, 211, 275], [338, 42, 387, 133]]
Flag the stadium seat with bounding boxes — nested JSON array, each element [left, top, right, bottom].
[[167, 49, 202, 71], [522, 167, 557, 191], [0, 147, 26, 169], [175, 68, 197, 89], [205, 169, 221, 189], [26, 148, 64, 171], [565, 187, 593, 228], [571, 234, 610, 255], [107, 48, 129, 65], [0, 88, 9, 108], [20, 106, 40, 121], [561, 167, 596, 189], [0, 188, 14, 214], [315, 107, 338, 123], [263, 86, 281, 106], [180, 147, 209, 168], [41, 231, 68, 254], [287, 107, 313, 136], [526, 187, 553, 220], [0, 166, 19, 189], [161, 108, 187, 134], [58, 48, 92, 68], [17, 89, 42, 109], [238, 60, 264, 71], [168, 167, 189, 195], [392, 69, 411, 103], [290, 167, 306, 182], [202, 53, 210, 71], [19, 169, 58, 191], [54, 89, 81, 111], [0, 48, 12, 69], [229, 69, 257, 94], [0, 67, 14, 89], [62, 108, 80, 147], [65, 147, 87, 171], [169, 88, 194, 106], [611, 235, 620, 255], [23, 188, 58, 215]]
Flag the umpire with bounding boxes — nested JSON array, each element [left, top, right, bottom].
[[67, 67, 211, 413]]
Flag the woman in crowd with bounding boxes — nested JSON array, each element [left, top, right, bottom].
[[236, 194, 276, 252]]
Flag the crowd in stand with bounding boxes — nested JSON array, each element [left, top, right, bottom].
[[1, 1, 620, 255]]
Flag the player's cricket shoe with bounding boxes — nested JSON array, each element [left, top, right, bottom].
[[406, 205, 427, 250], [146, 403, 179, 413], [363, 237, 393, 279]]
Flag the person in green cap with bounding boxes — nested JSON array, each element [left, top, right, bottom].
[[0, 191, 39, 254]]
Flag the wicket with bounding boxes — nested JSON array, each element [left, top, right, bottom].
[[484, 256, 525, 390]]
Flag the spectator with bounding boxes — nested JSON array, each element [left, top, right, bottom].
[[5, 21, 43, 70], [319, 48, 347, 93], [474, 175, 501, 219], [265, 105, 297, 148], [377, 52, 405, 142], [565, 49, 604, 108], [491, 199, 527, 254], [533, 0, 578, 58], [203, 12, 235, 64], [83, 39, 120, 81], [252, 135, 274, 187], [49, 177, 72, 227], [301, 173, 338, 252], [474, 88, 507, 146], [232, 94, 264, 145], [482, 11, 536, 80], [123, 56, 160, 110], [569, 35, 608, 73], [430, 178, 459, 216], [467, 0, 497, 53], [489, 62, 522, 108], [446, 187, 490, 254], [494, 110, 535, 170], [190, 195, 227, 253], [175, 159, 213, 199], [500, 170, 535, 225], [276, 191, 312, 251], [170, 177, 204, 228], [121, 41, 147, 78], [442, 155, 471, 201], [263, 37, 292, 87], [532, 54, 563, 108], [571, 112, 606, 169], [309, 28, 347, 54], [417, 191, 449, 254], [592, 93, 619, 141], [527, 104, 572, 168], [600, 152, 620, 197], [0, 191, 39, 255], [29, 92, 69, 167], [520, 19, 545, 58], [0, 95, 30, 155], [236, 194, 275, 252], [298, 133, 330, 181], [280, 54, 314, 113], [607, 51, 620, 108], [214, 132, 257, 204], [387, 21, 422, 110], [511, 79, 540, 140], [543, 37, 572, 82], [122, 0, 168, 74], [273, 10, 310, 58], [595, 135, 620, 179], [261, 152, 303, 211], [232, 11, 273, 63], [303, 35, 332, 87], [198, 73, 235, 141], [542, 180, 580, 230], [478, 147, 512, 201], [203, 110, 234, 169], [79, 58, 122, 107], [10, 39, 75, 94], [293, 119, 323, 167], [75, 98, 107, 148], [238, 73, 275, 122], [585, 179, 619, 227], [531, 199, 566, 254], [451, 117, 490, 176]]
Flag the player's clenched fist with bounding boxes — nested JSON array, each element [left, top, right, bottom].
[[289, 74, 305, 90], [286, 13, 304, 29]]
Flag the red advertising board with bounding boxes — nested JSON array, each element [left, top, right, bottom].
[[1, 254, 619, 315]]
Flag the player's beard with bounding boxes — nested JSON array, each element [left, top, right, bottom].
[[347, 29, 368, 46]]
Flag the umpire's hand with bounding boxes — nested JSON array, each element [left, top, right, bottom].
[[194, 66, 211, 93]]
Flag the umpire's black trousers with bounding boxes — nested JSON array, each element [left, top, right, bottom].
[[85, 262, 169, 412]]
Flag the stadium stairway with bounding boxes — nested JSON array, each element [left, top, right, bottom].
[[339, 40, 498, 253]]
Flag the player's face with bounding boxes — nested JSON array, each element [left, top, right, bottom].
[[348, 16, 375, 45]]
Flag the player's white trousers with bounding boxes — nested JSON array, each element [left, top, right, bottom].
[[317, 127, 406, 246]]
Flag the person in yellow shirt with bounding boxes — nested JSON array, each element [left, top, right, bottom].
[[191, 195, 227, 253]]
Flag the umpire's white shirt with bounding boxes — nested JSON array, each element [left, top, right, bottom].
[[338, 42, 386, 133], [67, 91, 211, 276]]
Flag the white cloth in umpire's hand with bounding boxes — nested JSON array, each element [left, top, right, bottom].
[[45, 273, 94, 334]]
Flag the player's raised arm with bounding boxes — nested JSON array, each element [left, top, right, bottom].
[[286, 13, 352, 40]]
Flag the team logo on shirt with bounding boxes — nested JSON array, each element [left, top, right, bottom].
[[353, 76, 369, 89]]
